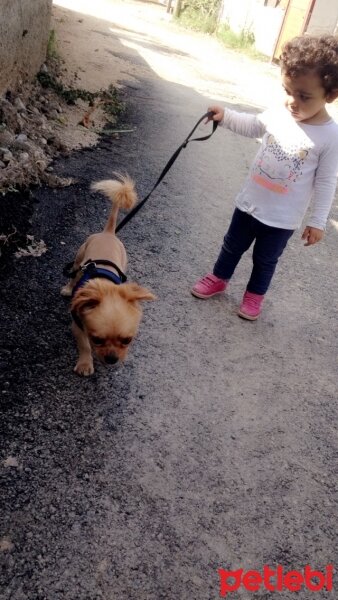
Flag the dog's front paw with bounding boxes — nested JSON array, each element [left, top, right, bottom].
[[61, 283, 73, 297], [74, 359, 94, 376]]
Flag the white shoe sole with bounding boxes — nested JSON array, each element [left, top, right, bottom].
[[191, 289, 225, 299], [238, 309, 260, 320]]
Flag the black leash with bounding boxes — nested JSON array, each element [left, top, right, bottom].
[[115, 111, 218, 233]]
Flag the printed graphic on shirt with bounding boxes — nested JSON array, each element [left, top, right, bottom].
[[252, 133, 310, 194]]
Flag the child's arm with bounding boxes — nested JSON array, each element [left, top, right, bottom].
[[302, 140, 338, 245], [207, 104, 266, 138]]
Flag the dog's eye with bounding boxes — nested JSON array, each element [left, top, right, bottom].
[[91, 336, 105, 346], [120, 337, 132, 346]]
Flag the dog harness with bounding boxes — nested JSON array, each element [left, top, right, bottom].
[[69, 259, 127, 330]]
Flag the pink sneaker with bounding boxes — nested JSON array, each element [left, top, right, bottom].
[[238, 291, 264, 320], [191, 273, 227, 299]]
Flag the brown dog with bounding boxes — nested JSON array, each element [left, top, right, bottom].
[[61, 174, 155, 376]]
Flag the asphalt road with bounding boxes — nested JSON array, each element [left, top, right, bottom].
[[1, 5, 338, 599]]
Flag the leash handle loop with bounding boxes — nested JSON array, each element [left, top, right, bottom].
[[183, 110, 218, 143], [115, 111, 218, 233]]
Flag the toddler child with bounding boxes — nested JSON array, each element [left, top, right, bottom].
[[191, 35, 338, 319]]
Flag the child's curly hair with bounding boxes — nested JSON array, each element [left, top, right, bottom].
[[280, 35, 338, 95]]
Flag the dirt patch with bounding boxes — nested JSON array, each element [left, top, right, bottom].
[[0, 2, 131, 261], [0, 1, 137, 197], [0, 59, 123, 194]]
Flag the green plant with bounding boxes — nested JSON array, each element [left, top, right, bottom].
[[176, 0, 222, 34], [178, 8, 218, 33], [47, 29, 58, 60], [176, 4, 266, 61], [215, 23, 268, 60], [36, 72, 124, 117], [185, 0, 221, 18], [217, 23, 255, 49], [102, 84, 124, 118]]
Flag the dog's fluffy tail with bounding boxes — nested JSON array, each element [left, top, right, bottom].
[[91, 173, 137, 233]]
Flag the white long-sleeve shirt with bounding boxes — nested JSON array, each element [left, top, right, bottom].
[[221, 105, 338, 230]]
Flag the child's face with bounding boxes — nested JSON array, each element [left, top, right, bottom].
[[281, 70, 330, 124]]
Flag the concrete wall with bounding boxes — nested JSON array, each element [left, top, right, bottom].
[[220, 0, 338, 58], [0, 0, 53, 94], [253, 5, 285, 58], [220, 0, 285, 58], [307, 0, 338, 35], [221, 0, 255, 33]]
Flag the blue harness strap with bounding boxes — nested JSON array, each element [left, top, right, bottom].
[[70, 260, 127, 329], [72, 266, 124, 297]]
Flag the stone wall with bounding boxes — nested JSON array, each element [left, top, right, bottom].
[[0, 0, 53, 94]]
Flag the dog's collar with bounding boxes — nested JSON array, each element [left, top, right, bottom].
[[71, 260, 127, 330]]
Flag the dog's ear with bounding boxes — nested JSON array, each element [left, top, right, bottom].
[[120, 283, 156, 302], [71, 286, 102, 315]]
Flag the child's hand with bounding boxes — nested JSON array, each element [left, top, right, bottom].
[[301, 226, 324, 246], [206, 106, 224, 123]]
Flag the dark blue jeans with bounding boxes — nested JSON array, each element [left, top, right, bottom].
[[213, 208, 294, 295]]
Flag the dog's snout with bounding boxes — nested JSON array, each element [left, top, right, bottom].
[[104, 354, 119, 365]]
